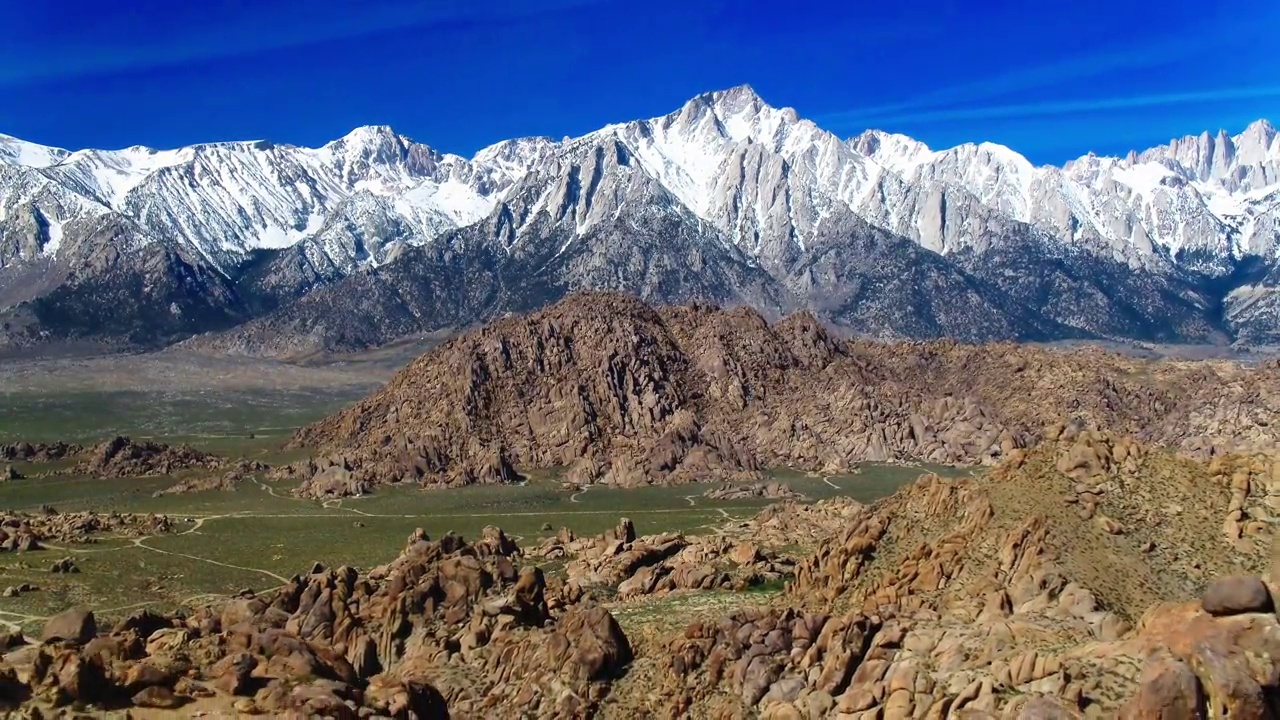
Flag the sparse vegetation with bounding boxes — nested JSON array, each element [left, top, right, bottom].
[[0, 439, 923, 634]]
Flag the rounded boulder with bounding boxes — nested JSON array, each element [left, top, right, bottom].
[[1202, 575, 1273, 617]]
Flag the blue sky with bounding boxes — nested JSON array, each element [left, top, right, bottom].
[[4, 0, 1278, 165]]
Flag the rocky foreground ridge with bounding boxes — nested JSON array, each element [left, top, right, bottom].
[[290, 292, 1280, 490], [4, 432, 1280, 718]]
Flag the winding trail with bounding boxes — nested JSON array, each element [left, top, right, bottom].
[[254, 478, 290, 500], [339, 505, 415, 518], [682, 495, 698, 507], [822, 477, 841, 490], [44, 513, 244, 554], [569, 486, 589, 503], [132, 537, 288, 584], [37, 541, 132, 555], [0, 609, 39, 632], [92, 599, 165, 615], [180, 513, 245, 536]]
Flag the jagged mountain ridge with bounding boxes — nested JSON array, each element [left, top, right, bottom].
[[1, 86, 1277, 352], [4, 87, 1276, 273]]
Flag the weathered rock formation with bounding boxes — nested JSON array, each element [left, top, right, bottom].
[[0, 442, 83, 463], [0, 510, 171, 552], [704, 481, 809, 501], [6, 444, 1280, 718], [282, 457, 374, 500], [530, 519, 795, 601], [153, 460, 268, 496], [76, 436, 225, 478], [7, 384, 1280, 717]]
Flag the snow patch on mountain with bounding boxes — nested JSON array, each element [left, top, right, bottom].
[[1112, 162, 1178, 200], [54, 146, 195, 207], [394, 180, 494, 226], [0, 134, 69, 168], [42, 219, 64, 256]]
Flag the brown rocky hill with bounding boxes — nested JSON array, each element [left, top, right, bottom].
[[295, 291, 1280, 488], [76, 436, 225, 478]]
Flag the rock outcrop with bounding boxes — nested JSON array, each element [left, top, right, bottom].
[[0, 442, 83, 463], [6, 373, 1280, 717], [530, 519, 795, 601], [286, 457, 374, 499], [6, 445, 1280, 718], [704, 481, 809, 501], [153, 460, 268, 496], [1, 510, 171, 552], [76, 436, 225, 478]]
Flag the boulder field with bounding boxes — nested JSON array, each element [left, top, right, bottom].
[[4, 433, 1280, 717]]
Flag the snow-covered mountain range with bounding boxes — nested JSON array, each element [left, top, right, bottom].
[[1, 85, 1278, 354]]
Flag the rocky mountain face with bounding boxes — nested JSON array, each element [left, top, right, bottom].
[[290, 292, 1280, 490], [1, 88, 1277, 353]]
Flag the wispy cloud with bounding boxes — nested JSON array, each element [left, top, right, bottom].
[[828, 86, 1280, 126], [817, 8, 1273, 130], [824, 44, 1190, 127], [0, 0, 608, 87]]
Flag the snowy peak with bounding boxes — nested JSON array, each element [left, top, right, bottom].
[[692, 84, 797, 142], [474, 136, 557, 168], [700, 83, 765, 107], [331, 124, 403, 145], [324, 125, 448, 184], [5, 89, 1280, 354], [0, 124, 514, 271], [326, 124, 411, 162], [684, 84, 766, 120], [851, 130, 934, 173], [0, 134, 70, 168], [1138, 120, 1280, 187], [54, 145, 195, 206], [1236, 119, 1278, 164], [1143, 128, 1237, 181], [717, 85, 804, 145]]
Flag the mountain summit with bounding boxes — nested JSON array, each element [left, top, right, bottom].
[[1, 88, 1277, 354]]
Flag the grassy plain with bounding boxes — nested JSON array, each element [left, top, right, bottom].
[[0, 350, 961, 635], [0, 467, 940, 633]]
